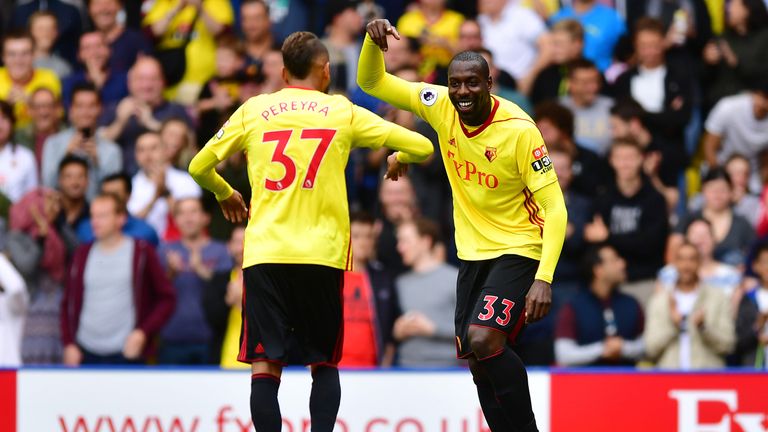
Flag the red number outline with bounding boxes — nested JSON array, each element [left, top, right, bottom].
[[477, 295, 498, 321], [496, 299, 515, 326], [262, 128, 336, 191]]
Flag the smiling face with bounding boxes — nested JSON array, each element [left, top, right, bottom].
[[447, 58, 493, 126]]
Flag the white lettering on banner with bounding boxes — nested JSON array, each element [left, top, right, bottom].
[[669, 390, 768, 432], [17, 370, 551, 432]]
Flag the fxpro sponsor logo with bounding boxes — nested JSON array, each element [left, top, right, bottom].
[[670, 390, 768, 432]]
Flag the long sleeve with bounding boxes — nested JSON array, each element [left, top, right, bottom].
[[350, 105, 433, 164], [532, 181, 567, 283], [643, 292, 679, 361], [357, 34, 416, 112], [555, 339, 605, 366], [699, 290, 736, 355], [188, 146, 234, 201]]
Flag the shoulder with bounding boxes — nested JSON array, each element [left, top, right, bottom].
[[442, 10, 465, 25]]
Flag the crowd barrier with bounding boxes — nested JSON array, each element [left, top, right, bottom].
[[1, 368, 766, 432]]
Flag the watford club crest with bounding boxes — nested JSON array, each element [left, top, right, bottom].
[[484, 147, 497, 162]]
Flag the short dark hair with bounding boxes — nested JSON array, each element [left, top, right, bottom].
[[71, 82, 102, 104], [634, 16, 665, 38], [58, 154, 89, 174], [610, 98, 646, 121], [281, 31, 328, 80], [582, 243, 614, 282], [101, 172, 133, 196], [2, 30, 34, 51], [93, 192, 127, 215], [350, 210, 375, 225], [404, 217, 442, 249], [216, 33, 245, 58], [566, 58, 599, 78], [450, 50, 490, 80], [702, 167, 732, 188], [535, 102, 574, 139]]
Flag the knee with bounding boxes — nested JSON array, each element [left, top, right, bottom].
[[468, 327, 505, 360]]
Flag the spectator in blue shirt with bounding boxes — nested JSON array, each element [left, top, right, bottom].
[[157, 198, 233, 364], [77, 172, 160, 246], [550, 0, 626, 72]]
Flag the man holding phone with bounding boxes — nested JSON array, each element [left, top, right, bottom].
[[42, 82, 123, 199]]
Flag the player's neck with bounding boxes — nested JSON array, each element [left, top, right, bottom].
[[286, 77, 321, 91], [461, 101, 493, 127]]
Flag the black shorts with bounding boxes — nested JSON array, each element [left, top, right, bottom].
[[455, 254, 538, 359], [238, 264, 344, 366]]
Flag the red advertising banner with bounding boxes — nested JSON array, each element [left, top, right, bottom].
[[551, 372, 768, 432], [0, 370, 16, 432]]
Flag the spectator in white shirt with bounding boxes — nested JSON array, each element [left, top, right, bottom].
[[0, 100, 38, 203], [127, 131, 201, 240], [0, 243, 29, 367]]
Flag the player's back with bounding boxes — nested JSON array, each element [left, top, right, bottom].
[[238, 87, 363, 270]]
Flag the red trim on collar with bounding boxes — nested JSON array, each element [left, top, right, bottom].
[[459, 97, 500, 138], [284, 85, 315, 91]]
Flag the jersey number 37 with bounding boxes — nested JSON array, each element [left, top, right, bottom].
[[262, 128, 337, 191]]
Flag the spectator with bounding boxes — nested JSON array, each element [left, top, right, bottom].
[[62, 31, 129, 109], [240, 0, 275, 68], [555, 244, 644, 366], [456, 19, 483, 52], [196, 35, 245, 148], [735, 242, 768, 368], [0, 239, 29, 367], [658, 218, 742, 300], [670, 168, 754, 267], [397, 0, 464, 79], [644, 242, 735, 369], [585, 139, 668, 307], [0, 100, 38, 203], [377, 176, 419, 277], [394, 218, 459, 366], [89, 0, 153, 73], [530, 19, 585, 106], [127, 132, 202, 241], [477, 0, 547, 93], [612, 18, 692, 187], [29, 11, 72, 78], [549, 148, 592, 298], [61, 193, 175, 365], [323, 0, 364, 94], [560, 59, 613, 156], [258, 49, 285, 94], [549, 0, 626, 72], [11, 0, 83, 65], [220, 225, 248, 369], [54, 155, 91, 254], [162, 118, 197, 171], [535, 101, 608, 197], [101, 56, 191, 175], [143, 0, 234, 105], [722, 154, 761, 228], [76, 172, 160, 246], [14, 88, 63, 172], [702, 82, 768, 186], [609, 99, 685, 201], [10, 188, 67, 364], [42, 83, 122, 200], [0, 30, 62, 130], [158, 198, 232, 364], [340, 211, 400, 368], [702, 0, 768, 110]]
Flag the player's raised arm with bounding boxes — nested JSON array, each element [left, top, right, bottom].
[[357, 19, 417, 111], [188, 105, 249, 223]]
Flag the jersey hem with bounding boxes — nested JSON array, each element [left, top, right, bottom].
[[242, 257, 347, 270], [456, 249, 542, 262]]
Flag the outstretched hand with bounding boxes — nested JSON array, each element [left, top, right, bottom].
[[219, 189, 248, 223], [366, 19, 401, 52], [385, 152, 409, 181]]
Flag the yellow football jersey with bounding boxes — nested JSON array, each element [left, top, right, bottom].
[[401, 83, 558, 262], [202, 87, 423, 270], [0, 68, 61, 129]]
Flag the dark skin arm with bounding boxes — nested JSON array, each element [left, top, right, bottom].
[[218, 190, 248, 224], [526, 280, 552, 323]]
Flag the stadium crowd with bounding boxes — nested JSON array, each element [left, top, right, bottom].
[[0, 0, 767, 370]]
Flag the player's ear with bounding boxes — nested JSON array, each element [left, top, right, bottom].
[[281, 67, 289, 85], [323, 61, 330, 81], [487, 75, 493, 92]]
